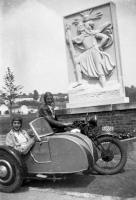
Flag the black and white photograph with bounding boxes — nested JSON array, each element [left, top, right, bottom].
[[0, 0, 136, 199]]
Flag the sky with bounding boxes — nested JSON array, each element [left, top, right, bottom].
[[0, 0, 136, 94]]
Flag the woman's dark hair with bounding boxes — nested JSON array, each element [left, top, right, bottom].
[[11, 115, 23, 127], [44, 92, 54, 104]]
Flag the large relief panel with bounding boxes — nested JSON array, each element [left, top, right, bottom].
[[64, 2, 129, 108]]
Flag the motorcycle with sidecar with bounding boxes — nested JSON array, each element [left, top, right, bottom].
[[0, 117, 127, 193]]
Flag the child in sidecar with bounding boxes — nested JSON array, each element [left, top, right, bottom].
[[6, 116, 35, 154]]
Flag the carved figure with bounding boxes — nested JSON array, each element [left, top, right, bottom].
[[65, 10, 115, 88]]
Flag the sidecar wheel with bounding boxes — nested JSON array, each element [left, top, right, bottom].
[[93, 136, 127, 175], [0, 153, 23, 193]]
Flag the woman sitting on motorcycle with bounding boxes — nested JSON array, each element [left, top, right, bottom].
[[38, 92, 72, 132]]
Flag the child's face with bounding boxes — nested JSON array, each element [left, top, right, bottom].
[[12, 120, 21, 131]]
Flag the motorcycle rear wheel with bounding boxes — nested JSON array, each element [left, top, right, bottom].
[[93, 136, 127, 175]]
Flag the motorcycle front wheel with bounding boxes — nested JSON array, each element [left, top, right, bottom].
[[93, 136, 127, 175]]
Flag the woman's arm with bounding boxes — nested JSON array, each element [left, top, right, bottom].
[[39, 106, 71, 128]]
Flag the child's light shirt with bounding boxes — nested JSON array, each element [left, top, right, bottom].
[[6, 129, 34, 154], [6, 129, 29, 146], [14, 130, 29, 144]]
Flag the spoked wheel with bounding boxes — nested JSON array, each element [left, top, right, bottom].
[[0, 153, 23, 193], [93, 136, 127, 175]]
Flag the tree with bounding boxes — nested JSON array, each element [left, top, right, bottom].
[[33, 90, 39, 101], [125, 86, 136, 103], [28, 92, 33, 98], [18, 100, 40, 107], [2, 67, 23, 116]]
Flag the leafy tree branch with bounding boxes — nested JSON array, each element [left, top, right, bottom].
[[2, 67, 23, 116]]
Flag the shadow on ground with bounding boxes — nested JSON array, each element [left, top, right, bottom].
[[20, 153, 136, 199]]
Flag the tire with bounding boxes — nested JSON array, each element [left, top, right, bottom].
[[0, 153, 23, 193], [93, 136, 127, 175]]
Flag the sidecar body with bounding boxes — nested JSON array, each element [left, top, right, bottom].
[[25, 117, 94, 174]]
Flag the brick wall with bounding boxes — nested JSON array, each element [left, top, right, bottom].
[[56, 103, 136, 135]]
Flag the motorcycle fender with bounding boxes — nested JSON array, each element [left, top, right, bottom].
[[96, 132, 119, 139], [0, 145, 24, 168]]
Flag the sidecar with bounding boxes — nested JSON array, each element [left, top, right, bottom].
[[0, 117, 95, 193]]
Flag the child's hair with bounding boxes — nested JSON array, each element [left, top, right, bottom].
[[11, 115, 23, 128]]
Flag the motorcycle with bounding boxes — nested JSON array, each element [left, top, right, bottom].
[[0, 116, 127, 193], [71, 115, 127, 175]]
